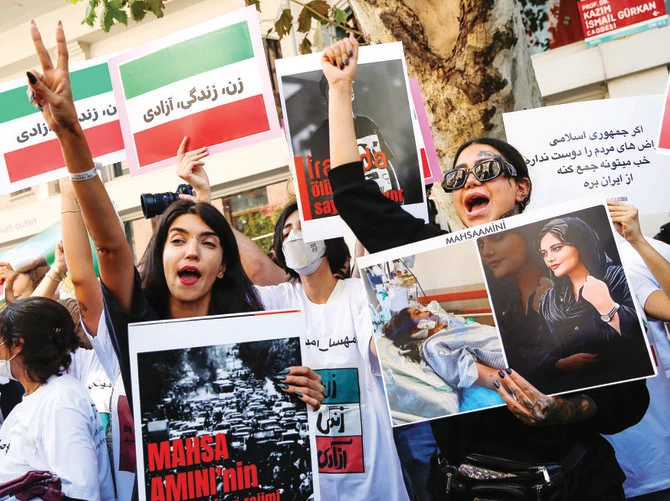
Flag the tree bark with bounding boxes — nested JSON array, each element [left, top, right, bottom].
[[349, 0, 543, 229]]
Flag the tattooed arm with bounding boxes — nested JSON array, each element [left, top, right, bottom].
[[60, 177, 103, 336]]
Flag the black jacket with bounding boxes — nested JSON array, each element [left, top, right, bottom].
[[330, 161, 650, 497]]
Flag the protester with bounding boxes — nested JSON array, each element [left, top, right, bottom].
[[0, 297, 114, 501], [254, 201, 410, 501], [605, 201, 670, 500], [0, 238, 112, 421], [57, 175, 134, 501], [0, 258, 49, 302], [322, 34, 649, 500], [25, 21, 324, 415]]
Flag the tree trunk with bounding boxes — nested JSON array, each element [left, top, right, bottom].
[[348, 0, 543, 230]]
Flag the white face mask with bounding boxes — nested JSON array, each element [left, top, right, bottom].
[[0, 342, 17, 381], [282, 229, 326, 276]]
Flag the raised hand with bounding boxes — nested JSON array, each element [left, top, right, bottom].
[[608, 201, 643, 244], [176, 137, 211, 203], [321, 33, 359, 88], [54, 241, 68, 275], [495, 369, 597, 426], [0, 262, 16, 288], [275, 366, 325, 411], [27, 21, 79, 136]]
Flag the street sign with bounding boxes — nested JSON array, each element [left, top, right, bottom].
[[578, 0, 668, 46]]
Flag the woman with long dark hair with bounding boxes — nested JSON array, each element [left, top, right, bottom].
[[0, 297, 114, 500], [537, 217, 653, 389], [321, 34, 648, 500], [24, 21, 324, 422]]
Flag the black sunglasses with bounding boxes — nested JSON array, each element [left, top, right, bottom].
[[441, 156, 518, 192]]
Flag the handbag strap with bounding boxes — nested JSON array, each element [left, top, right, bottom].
[[559, 440, 590, 473]]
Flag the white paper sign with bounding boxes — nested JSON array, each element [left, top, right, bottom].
[[503, 94, 670, 214]]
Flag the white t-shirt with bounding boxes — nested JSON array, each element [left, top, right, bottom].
[[605, 238, 670, 497], [256, 279, 410, 501], [84, 311, 136, 501], [70, 347, 113, 414], [0, 373, 114, 501]]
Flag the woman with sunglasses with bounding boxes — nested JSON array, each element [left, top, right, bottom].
[[322, 35, 648, 500]]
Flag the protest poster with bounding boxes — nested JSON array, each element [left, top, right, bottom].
[[276, 42, 428, 242], [503, 94, 670, 215], [577, 0, 668, 46], [108, 6, 281, 175], [128, 310, 319, 501], [409, 78, 443, 185], [0, 58, 124, 194], [358, 201, 655, 426]]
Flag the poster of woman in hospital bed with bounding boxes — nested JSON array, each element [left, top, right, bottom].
[[360, 239, 508, 426], [358, 202, 656, 427]]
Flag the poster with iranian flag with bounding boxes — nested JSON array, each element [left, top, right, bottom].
[[0, 58, 124, 194], [108, 6, 281, 176]]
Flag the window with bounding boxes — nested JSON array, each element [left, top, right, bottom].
[[221, 182, 289, 254], [9, 187, 32, 199]]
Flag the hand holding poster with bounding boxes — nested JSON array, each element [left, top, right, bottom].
[[276, 43, 428, 242], [503, 94, 670, 215], [129, 310, 319, 501], [108, 6, 281, 175], [0, 58, 124, 194], [358, 202, 655, 426]]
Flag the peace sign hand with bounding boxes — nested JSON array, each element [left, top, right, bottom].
[[27, 21, 79, 136]]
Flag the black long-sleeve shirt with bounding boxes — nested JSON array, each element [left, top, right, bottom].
[[330, 161, 650, 496]]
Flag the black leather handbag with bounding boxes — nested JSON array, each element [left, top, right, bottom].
[[429, 443, 589, 501]]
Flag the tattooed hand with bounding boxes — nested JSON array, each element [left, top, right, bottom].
[[494, 369, 597, 426]]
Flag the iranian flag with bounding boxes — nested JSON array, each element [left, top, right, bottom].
[[0, 59, 124, 194], [108, 6, 281, 175]]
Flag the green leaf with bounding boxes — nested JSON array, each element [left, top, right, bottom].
[[129, 0, 148, 21], [146, 0, 164, 18], [307, 0, 329, 19], [332, 7, 348, 25], [82, 0, 98, 26], [313, 26, 325, 51], [299, 35, 312, 54], [244, 0, 261, 12], [297, 6, 313, 33], [274, 8, 293, 40], [100, 0, 128, 31]]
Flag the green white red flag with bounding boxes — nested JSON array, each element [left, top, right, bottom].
[[108, 6, 281, 175], [0, 58, 124, 194]]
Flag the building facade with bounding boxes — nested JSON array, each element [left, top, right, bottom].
[[0, 0, 668, 260]]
